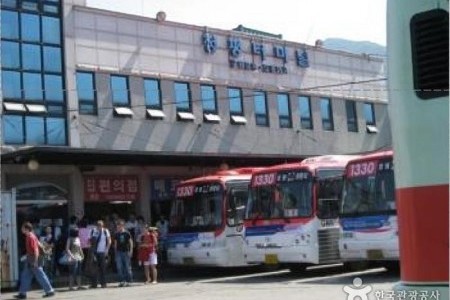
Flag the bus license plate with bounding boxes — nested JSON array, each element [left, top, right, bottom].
[[367, 249, 384, 260], [265, 254, 278, 265], [183, 257, 195, 265]]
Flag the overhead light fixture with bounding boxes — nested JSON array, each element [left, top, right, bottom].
[[28, 158, 39, 171]]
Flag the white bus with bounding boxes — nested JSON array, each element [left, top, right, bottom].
[[167, 168, 260, 267], [244, 155, 358, 272], [339, 150, 399, 266]]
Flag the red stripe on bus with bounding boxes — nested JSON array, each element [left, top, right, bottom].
[[397, 184, 449, 283]]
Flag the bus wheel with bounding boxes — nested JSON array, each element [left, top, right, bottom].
[[289, 264, 307, 274]]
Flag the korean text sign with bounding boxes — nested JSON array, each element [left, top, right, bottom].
[[84, 175, 139, 202]]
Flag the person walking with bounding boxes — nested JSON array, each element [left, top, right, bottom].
[[114, 220, 133, 287], [15, 222, 55, 299], [39, 226, 55, 283], [65, 228, 85, 290], [89, 220, 111, 288]]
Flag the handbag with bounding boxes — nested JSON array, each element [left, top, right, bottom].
[[59, 253, 76, 265]]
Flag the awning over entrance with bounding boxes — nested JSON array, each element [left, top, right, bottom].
[[1, 146, 303, 167]]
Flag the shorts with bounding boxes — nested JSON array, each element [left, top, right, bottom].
[[143, 252, 157, 266]]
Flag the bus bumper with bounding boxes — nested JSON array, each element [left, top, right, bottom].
[[167, 247, 247, 267], [339, 239, 399, 261], [245, 245, 319, 265]]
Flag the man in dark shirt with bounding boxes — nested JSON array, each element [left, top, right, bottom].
[[114, 220, 133, 287]]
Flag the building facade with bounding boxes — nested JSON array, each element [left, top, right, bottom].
[[1, 0, 390, 226]]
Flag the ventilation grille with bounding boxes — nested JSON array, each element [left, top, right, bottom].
[[318, 228, 340, 264], [410, 9, 449, 99]]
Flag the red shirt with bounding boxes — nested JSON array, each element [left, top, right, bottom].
[[25, 232, 39, 257]]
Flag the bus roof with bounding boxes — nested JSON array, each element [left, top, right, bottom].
[[251, 155, 360, 175], [178, 167, 264, 186], [346, 150, 393, 166]]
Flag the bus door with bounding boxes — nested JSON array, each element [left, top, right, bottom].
[[225, 183, 249, 265]]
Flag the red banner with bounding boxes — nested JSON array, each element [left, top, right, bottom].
[[84, 175, 139, 202]]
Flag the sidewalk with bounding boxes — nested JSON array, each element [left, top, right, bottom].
[[2, 264, 171, 293]]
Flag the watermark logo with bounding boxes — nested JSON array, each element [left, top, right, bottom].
[[343, 277, 372, 300], [343, 277, 442, 300]]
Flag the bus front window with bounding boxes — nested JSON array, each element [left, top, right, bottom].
[[170, 188, 223, 233], [246, 172, 313, 219], [341, 160, 396, 216]]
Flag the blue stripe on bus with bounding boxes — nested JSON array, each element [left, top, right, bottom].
[[166, 232, 199, 244], [340, 215, 390, 231], [245, 224, 285, 237]]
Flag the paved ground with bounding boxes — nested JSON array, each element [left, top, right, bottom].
[[1, 265, 400, 300]]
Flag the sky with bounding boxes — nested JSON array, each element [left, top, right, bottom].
[[86, 0, 387, 46]]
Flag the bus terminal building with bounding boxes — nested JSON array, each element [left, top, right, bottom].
[[0, 0, 390, 224]]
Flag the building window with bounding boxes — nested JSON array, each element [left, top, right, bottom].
[[22, 0, 39, 11], [3, 115, 24, 144], [174, 82, 191, 112], [110, 75, 130, 106], [46, 117, 66, 145], [76, 71, 97, 115], [25, 116, 45, 144], [277, 93, 292, 128], [201, 85, 217, 113], [320, 98, 334, 131], [364, 103, 376, 125], [1, 41, 20, 69], [2, 71, 21, 99], [144, 78, 161, 109], [43, 46, 62, 72], [254, 91, 269, 126], [298, 96, 313, 129], [346, 100, 358, 132], [1, 10, 19, 39], [23, 72, 43, 101], [1, 1, 67, 146], [2, 0, 17, 8], [42, 16, 60, 45], [201, 84, 220, 122], [21, 13, 40, 42], [44, 74, 63, 102], [364, 102, 378, 133], [228, 88, 243, 115], [22, 44, 42, 71]]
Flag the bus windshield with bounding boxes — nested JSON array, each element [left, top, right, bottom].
[[316, 169, 345, 219], [341, 159, 396, 216], [170, 183, 223, 233], [246, 170, 313, 219]]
